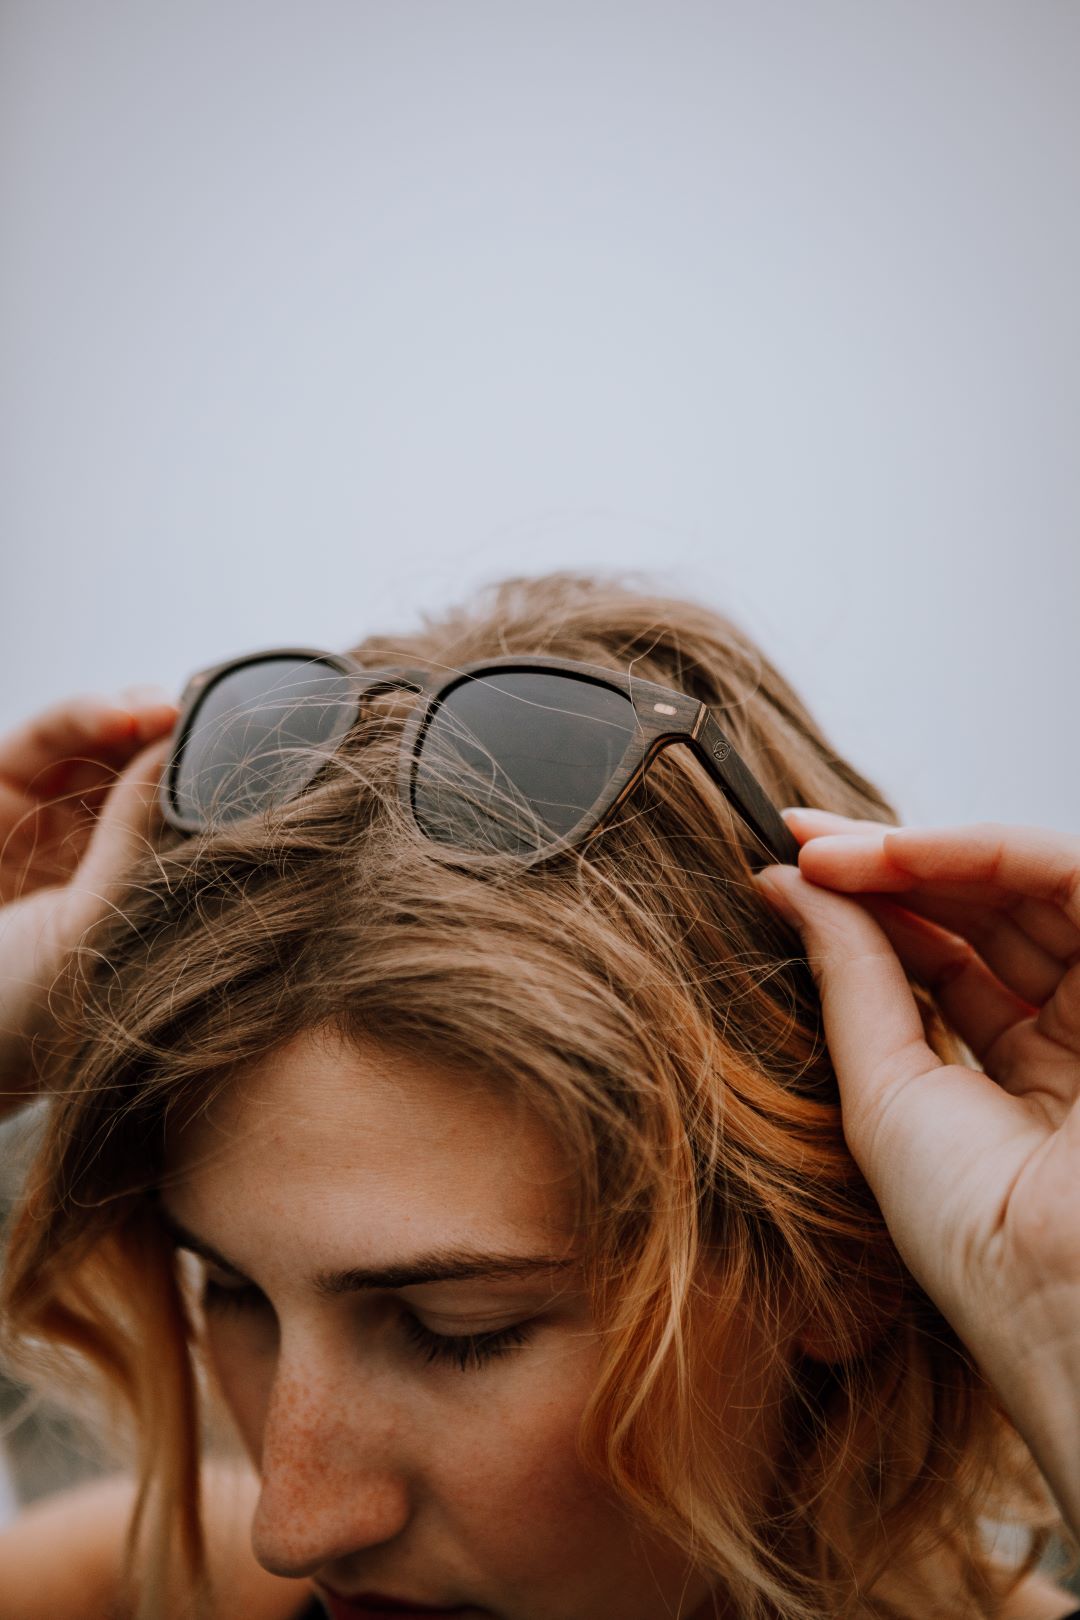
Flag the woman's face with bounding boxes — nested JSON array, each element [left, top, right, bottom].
[[161, 1028, 790, 1620]]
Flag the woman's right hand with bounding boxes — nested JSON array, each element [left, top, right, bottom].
[[0, 688, 178, 1111]]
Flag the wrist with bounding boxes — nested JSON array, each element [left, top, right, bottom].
[[977, 1292, 1080, 1544]]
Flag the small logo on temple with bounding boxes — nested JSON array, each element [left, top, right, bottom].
[[712, 741, 730, 762]]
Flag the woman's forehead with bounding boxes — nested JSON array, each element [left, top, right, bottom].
[[161, 1028, 579, 1255]]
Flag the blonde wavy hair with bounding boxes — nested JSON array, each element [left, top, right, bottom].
[[0, 573, 1071, 1619]]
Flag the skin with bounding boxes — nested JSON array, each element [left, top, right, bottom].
[[159, 1026, 794, 1620], [757, 811, 1080, 1547], [0, 687, 176, 1118]]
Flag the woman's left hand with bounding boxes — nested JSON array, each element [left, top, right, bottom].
[[754, 812, 1080, 1536]]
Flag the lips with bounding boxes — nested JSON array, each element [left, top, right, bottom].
[[317, 1587, 476, 1619]]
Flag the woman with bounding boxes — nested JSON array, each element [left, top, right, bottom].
[[0, 573, 1077, 1620]]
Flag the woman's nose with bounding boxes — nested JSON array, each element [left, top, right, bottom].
[[249, 1364, 412, 1578]]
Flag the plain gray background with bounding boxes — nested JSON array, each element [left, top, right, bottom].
[[2, 1, 1078, 829], [1, 0, 1079, 1543]]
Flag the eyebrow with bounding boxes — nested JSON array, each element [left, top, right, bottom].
[[156, 1206, 573, 1295]]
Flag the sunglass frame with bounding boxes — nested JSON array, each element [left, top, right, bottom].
[[160, 646, 798, 869]]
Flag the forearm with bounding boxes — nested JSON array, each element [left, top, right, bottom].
[[0, 894, 72, 1123], [980, 1298, 1080, 1545]]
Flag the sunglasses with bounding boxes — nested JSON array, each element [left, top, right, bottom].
[[159, 647, 799, 870]]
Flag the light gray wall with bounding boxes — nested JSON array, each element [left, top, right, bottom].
[[3, 2, 1078, 830]]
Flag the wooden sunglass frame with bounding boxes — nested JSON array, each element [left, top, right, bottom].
[[161, 647, 798, 869]]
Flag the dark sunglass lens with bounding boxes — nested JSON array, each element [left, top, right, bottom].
[[173, 659, 357, 826], [413, 672, 637, 855]]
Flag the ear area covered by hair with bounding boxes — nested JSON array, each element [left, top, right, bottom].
[[792, 1267, 907, 1366]]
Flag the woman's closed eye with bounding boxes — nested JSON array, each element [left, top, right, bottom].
[[197, 1273, 538, 1372], [399, 1309, 536, 1371]]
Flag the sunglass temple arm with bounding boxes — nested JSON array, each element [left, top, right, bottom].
[[693, 708, 801, 868]]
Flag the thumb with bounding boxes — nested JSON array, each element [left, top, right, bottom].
[[753, 863, 942, 1171], [67, 737, 172, 927]]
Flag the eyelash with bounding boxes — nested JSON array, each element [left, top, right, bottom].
[[198, 1278, 534, 1373], [399, 1310, 533, 1373]]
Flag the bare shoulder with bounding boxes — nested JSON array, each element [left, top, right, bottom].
[[0, 1471, 132, 1620], [0, 1461, 314, 1620]]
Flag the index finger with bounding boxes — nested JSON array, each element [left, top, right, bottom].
[[0, 693, 178, 795], [74, 737, 175, 900], [792, 817, 1080, 928]]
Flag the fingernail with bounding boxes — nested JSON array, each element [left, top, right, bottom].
[[100, 707, 140, 740]]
